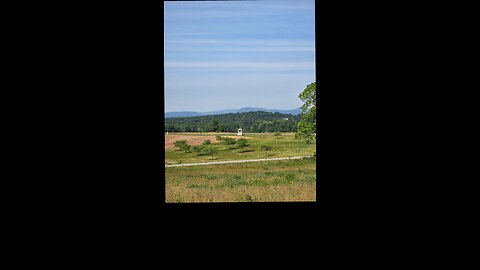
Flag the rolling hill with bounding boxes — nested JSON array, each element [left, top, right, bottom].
[[165, 107, 301, 118]]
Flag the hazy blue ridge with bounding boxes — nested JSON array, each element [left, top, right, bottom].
[[165, 107, 301, 118]]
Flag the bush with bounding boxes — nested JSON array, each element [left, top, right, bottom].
[[192, 145, 205, 155], [274, 132, 282, 136], [174, 140, 191, 152], [285, 173, 295, 182], [182, 144, 191, 152], [200, 147, 217, 159], [223, 137, 236, 145], [215, 135, 224, 141], [202, 139, 211, 145], [174, 140, 187, 148], [237, 138, 248, 148]]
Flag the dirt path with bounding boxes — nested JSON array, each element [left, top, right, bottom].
[[165, 156, 312, 167]]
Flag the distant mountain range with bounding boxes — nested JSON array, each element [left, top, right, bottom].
[[165, 107, 302, 118]]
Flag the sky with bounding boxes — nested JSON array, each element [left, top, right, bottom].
[[164, 0, 315, 112]]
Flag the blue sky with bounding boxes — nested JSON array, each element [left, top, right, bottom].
[[164, 0, 315, 112]]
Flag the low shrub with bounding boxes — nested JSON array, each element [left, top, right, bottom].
[[237, 138, 249, 148], [192, 145, 206, 155], [174, 140, 191, 152], [223, 137, 236, 145], [285, 173, 295, 182]]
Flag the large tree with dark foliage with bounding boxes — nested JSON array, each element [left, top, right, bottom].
[[210, 120, 220, 132], [295, 82, 316, 143]]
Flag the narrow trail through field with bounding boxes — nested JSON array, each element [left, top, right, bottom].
[[165, 156, 312, 167]]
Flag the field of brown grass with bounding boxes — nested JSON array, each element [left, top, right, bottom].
[[165, 134, 219, 149], [165, 158, 316, 202], [165, 133, 252, 149]]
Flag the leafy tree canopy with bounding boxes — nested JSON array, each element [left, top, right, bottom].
[[295, 82, 316, 143]]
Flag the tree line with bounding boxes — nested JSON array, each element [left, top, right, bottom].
[[164, 111, 302, 133]]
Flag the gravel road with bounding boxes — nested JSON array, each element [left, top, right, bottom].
[[165, 156, 312, 167]]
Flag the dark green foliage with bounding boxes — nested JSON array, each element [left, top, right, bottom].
[[222, 137, 236, 145], [237, 138, 249, 148], [202, 139, 211, 145], [285, 173, 295, 182], [165, 111, 301, 133], [174, 140, 187, 147], [174, 140, 191, 152], [200, 147, 217, 159], [296, 82, 316, 143], [191, 145, 205, 155], [210, 120, 220, 132], [215, 135, 223, 141]]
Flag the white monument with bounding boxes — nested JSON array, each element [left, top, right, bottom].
[[237, 128, 243, 136]]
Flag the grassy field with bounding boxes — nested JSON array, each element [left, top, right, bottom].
[[166, 157, 316, 202], [164, 132, 316, 203], [165, 132, 316, 164]]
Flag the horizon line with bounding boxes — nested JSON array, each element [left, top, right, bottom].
[[165, 106, 301, 113]]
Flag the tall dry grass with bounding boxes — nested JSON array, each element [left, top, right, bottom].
[[166, 158, 316, 202]]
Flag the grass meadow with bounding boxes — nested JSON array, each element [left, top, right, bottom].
[[166, 157, 316, 202], [165, 132, 316, 203], [165, 132, 316, 165]]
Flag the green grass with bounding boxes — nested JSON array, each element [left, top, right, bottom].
[[165, 157, 316, 202], [165, 132, 315, 164]]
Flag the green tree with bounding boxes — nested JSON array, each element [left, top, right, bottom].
[[201, 146, 217, 160], [295, 82, 316, 143], [223, 137, 236, 145], [191, 145, 205, 155], [210, 120, 219, 132], [174, 140, 191, 153], [237, 138, 248, 148], [174, 140, 186, 148]]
